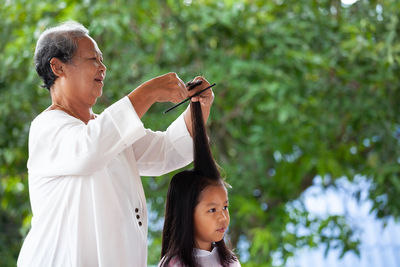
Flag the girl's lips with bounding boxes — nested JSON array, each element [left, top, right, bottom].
[[216, 228, 226, 233]]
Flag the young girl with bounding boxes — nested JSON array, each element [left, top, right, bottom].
[[159, 87, 241, 267]]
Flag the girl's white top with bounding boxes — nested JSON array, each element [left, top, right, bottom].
[[159, 247, 242, 267], [17, 96, 193, 267]]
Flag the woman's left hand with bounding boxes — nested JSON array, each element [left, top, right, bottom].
[[183, 76, 215, 137], [188, 76, 214, 109]]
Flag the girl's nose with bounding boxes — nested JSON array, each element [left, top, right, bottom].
[[219, 211, 228, 221]]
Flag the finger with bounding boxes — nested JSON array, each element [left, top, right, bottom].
[[180, 84, 188, 100], [188, 80, 202, 90], [199, 90, 214, 104], [191, 96, 200, 102], [177, 80, 185, 91], [171, 73, 184, 87], [175, 77, 187, 100], [186, 79, 194, 87], [194, 77, 210, 91], [194, 76, 209, 84]]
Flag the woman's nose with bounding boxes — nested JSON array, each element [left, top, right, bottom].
[[99, 60, 107, 71]]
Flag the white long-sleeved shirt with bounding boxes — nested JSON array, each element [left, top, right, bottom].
[[17, 96, 193, 267]]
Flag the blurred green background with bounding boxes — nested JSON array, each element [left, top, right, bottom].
[[1, 0, 400, 266]]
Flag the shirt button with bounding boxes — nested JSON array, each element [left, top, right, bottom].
[[138, 221, 142, 226], [135, 208, 139, 213], [136, 214, 140, 219]]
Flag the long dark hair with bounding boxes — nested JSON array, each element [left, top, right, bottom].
[[160, 100, 237, 267]]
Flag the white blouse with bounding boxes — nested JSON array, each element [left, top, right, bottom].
[[17, 96, 193, 267], [160, 247, 242, 267]]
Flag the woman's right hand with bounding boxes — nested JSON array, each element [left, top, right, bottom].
[[128, 72, 189, 118], [143, 72, 188, 104]]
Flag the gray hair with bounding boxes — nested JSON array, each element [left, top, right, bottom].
[[34, 21, 89, 90]]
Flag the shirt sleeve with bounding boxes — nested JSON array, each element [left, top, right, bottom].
[[131, 112, 194, 177], [28, 96, 147, 176]]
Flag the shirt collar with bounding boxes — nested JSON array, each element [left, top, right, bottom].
[[194, 246, 218, 257]]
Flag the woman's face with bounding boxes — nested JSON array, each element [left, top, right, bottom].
[[193, 184, 230, 251], [62, 36, 106, 107]]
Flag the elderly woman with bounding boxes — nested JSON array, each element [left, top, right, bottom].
[[17, 21, 214, 267]]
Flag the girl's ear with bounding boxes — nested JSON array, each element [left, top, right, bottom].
[[49, 57, 64, 77]]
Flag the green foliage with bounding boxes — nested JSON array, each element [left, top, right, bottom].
[[1, 0, 400, 266]]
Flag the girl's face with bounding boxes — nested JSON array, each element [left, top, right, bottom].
[[193, 184, 230, 251]]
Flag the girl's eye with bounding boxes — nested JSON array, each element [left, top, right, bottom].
[[208, 208, 216, 213], [223, 205, 229, 210]]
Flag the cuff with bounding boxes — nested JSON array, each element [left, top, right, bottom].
[[106, 96, 147, 145]]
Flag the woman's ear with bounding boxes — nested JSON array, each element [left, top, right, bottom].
[[49, 57, 64, 77]]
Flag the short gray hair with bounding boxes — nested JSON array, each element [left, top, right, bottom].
[[34, 21, 89, 90]]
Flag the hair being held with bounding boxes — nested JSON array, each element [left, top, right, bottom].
[[160, 100, 237, 267]]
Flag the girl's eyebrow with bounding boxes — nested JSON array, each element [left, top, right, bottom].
[[205, 200, 229, 207]]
